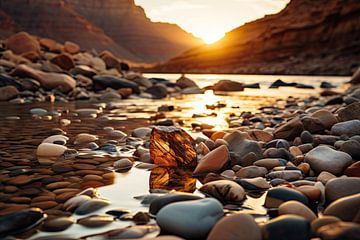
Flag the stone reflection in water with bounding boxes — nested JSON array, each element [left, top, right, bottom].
[[149, 167, 197, 193], [150, 126, 197, 168]]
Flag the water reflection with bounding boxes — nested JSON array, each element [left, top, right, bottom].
[[149, 167, 197, 193]]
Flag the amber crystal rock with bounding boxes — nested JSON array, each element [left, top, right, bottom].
[[150, 127, 197, 168]]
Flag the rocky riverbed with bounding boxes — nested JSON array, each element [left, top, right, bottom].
[[0, 32, 360, 240]]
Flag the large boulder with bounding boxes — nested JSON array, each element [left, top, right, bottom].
[[212, 80, 244, 91], [176, 75, 198, 89], [5, 32, 40, 57], [92, 75, 140, 94], [12, 64, 76, 92]]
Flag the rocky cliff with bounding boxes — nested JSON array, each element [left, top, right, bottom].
[[0, 0, 203, 63], [152, 0, 360, 75]]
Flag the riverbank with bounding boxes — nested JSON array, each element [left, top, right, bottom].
[[0, 32, 360, 239]]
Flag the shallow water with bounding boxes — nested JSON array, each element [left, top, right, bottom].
[[0, 74, 350, 238]]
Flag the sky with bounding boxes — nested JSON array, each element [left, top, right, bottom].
[[134, 0, 290, 44]]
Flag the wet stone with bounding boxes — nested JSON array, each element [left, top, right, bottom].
[[265, 187, 309, 208], [0, 208, 47, 238], [77, 215, 114, 228], [42, 217, 74, 232], [262, 215, 311, 240], [74, 198, 109, 215], [208, 213, 261, 240], [156, 198, 223, 239], [149, 192, 202, 215], [325, 177, 360, 203], [199, 179, 246, 204], [323, 193, 360, 222]]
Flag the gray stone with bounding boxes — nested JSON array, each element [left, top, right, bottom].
[[156, 198, 223, 239], [305, 146, 352, 175], [331, 120, 360, 137]]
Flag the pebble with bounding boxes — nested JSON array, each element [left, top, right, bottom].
[[340, 139, 360, 159], [344, 161, 360, 177], [300, 130, 313, 143], [331, 119, 360, 137], [278, 201, 316, 221], [42, 135, 69, 145], [317, 171, 336, 185], [296, 185, 321, 201], [42, 217, 74, 232], [36, 143, 67, 157], [74, 133, 98, 145], [113, 158, 133, 171], [0, 208, 47, 237], [63, 195, 91, 211], [235, 177, 271, 190], [156, 198, 223, 239], [262, 215, 311, 240], [77, 215, 114, 228], [325, 177, 360, 203], [317, 221, 360, 240], [236, 166, 268, 178], [6, 175, 33, 185], [265, 187, 309, 208], [266, 170, 303, 181], [132, 127, 152, 138], [199, 179, 246, 203], [30, 108, 48, 116], [224, 131, 262, 159], [74, 198, 110, 215], [311, 216, 341, 233], [253, 158, 287, 170], [273, 117, 303, 140], [305, 146, 352, 175], [149, 192, 202, 215], [193, 145, 229, 175], [323, 193, 360, 222], [46, 181, 71, 190], [30, 201, 58, 210], [207, 213, 261, 240]]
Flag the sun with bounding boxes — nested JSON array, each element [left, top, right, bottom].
[[199, 32, 225, 44]]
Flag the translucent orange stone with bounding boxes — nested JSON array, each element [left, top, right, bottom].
[[150, 127, 197, 168]]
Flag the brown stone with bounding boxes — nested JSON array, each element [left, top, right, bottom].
[[296, 185, 321, 201], [99, 50, 120, 69], [6, 175, 33, 185], [72, 163, 96, 170], [0, 86, 19, 101], [46, 181, 72, 190], [31, 201, 58, 210], [344, 161, 360, 177], [55, 192, 77, 203], [32, 196, 55, 203], [9, 196, 32, 204], [273, 117, 303, 140], [324, 193, 360, 222], [208, 213, 261, 240], [50, 54, 75, 70], [278, 200, 317, 221], [12, 64, 76, 92], [64, 41, 80, 54], [311, 216, 341, 233], [193, 145, 229, 175], [5, 32, 40, 56]]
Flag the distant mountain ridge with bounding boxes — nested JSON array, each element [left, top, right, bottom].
[[151, 0, 360, 75], [0, 0, 203, 63]]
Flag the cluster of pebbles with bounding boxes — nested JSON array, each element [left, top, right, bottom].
[[0, 79, 359, 239], [1, 32, 360, 239]]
